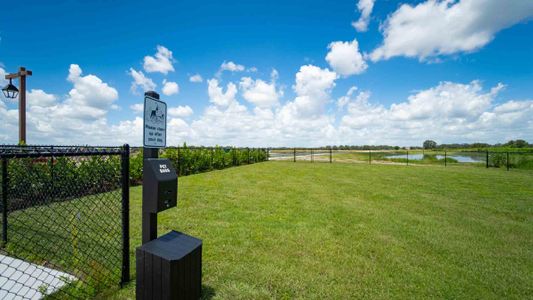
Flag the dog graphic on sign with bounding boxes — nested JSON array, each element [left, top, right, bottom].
[[149, 104, 165, 124]]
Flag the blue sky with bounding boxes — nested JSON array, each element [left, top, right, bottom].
[[1, 0, 532, 146]]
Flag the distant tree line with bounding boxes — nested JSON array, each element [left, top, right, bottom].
[[270, 139, 531, 151], [432, 139, 531, 150]]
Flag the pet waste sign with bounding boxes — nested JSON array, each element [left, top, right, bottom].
[[143, 96, 167, 148]]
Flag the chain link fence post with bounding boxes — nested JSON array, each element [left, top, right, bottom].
[[50, 146, 54, 196], [1, 158, 7, 245], [177, 146, 181, 176], [210, 147, 214, 169], [486, 150, 489, 168], [507, 152, 510, 171], [121, 144, 130, 286]]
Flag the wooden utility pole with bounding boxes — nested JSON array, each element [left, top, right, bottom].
[[5, 67, 32, 144]]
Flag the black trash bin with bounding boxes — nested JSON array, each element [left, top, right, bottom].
[[136, 230, 202, 300]]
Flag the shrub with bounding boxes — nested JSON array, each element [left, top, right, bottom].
[[128, 144, 268, 184]]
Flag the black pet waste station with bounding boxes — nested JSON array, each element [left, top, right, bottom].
[[143, 158, 178, 213], [136, 231, 202, 300], [137, 91, 202, 300]]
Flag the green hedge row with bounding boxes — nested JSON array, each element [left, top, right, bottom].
[[488, 152, 533, 169], [129, 145, 268, 184], [3, 156, 121, 210], [1, 145, 268, 209]]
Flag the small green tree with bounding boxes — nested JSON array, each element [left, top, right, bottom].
[[423, 140, 437, 149], [505, 139, 528, 148]]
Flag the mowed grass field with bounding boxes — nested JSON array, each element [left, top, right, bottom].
[[108, 161, 532, 299]]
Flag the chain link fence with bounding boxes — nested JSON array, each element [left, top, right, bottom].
[[0, 145, 130, 299], [268, 148, 533, 171]]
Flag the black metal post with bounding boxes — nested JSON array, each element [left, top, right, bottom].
[[2, 158, 7, 245], [142, 91, 161, 245], [444, 150, 447, 167], [143, 147, 158, 245], [329, 147, 332, 163], [406, 150, 409, 166], [121, 144, 131, 285], [507, 152, 510, 171], [50, 146, 54, 197], [210, 148, 214, 169], [293, 148, 296, 162], [486, 150, 489, 168], [177, 146, 180, 176], [369, 150, 371, 164]]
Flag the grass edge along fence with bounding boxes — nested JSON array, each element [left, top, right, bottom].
[[129, 145, 269, 185], [0, 144, 130, 299], [269, 148, 533, 171]]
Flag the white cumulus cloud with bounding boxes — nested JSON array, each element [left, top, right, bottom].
[[207, 79, 238, 107], [0, 67, 7, 86], [130, 103, 144, 113], [162, 79, 179, 96], [352, 0, 375, 32], [168, 105, 193, 118], [129, 68, 156, 94], [27, 89, 58, 108], [239, 71, 282, 108], [370, 0, 533, 61], [2, 62, 532, 148], [65, 64, 118, 117], [185, 76, 532, 147], [219, 61, 245, 73], [189, 74, 203, 83], [337, 86, 361, 109], [338, 80, 532, 145], [326, 39, 367, 76], [282, 65, 337, 118], [143, 45, 175, 74]]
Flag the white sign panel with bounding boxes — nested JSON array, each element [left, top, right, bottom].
[[143, 96, 167, 148]]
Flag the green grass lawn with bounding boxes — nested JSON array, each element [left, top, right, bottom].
[[3, 192, 123, 298], [107, 161, 532, 299]]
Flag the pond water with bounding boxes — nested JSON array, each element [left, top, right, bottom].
[[386, 153, 484, 163]]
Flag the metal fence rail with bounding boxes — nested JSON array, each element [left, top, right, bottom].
[[268, 148, 533, 171], [0, 145, 130, 299]]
